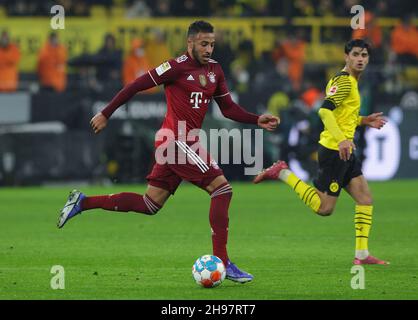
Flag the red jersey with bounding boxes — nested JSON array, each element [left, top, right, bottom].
[[148, 52, 229, 146]]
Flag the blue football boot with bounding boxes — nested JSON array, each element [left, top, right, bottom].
[[57, 189, 85, 228], [225, 261, 254, 283]]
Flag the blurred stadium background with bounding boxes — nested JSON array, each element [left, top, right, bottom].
[[0, 0, 417, 186], [1, 0, 418, 301]]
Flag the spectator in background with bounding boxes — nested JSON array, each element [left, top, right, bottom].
[[237, 0, 269, 17], [9, 0, 91, 17], [273, 29, 306, 92], [317, 0, 334, 17], [151, 0, 171, 17], [390, 14, 418, 64], [254, 51, 292, 96], [71, 0, 90, 16], [352, 11, 382, 49], [374, 0, 389, 16], [171, 0, 209, 16], [125, 0, 152, 18], [145, 29, 171, 68], [211, 30, 235, 78], [230, 40, 256, 93], [94, 33, 123, 88], [0, 30, 20, 92], [37, 32, 67, 92], [3, 0, 43, 16], [209, 0, 238, 17], [352, 11, 383, 64], [292, 0, 315, 17], [301, 84, 323, 110], [123, 38, 157, 93], [336, 0, 360, 17], [67, 32, 122, 91], [267, 0, 283, 16]]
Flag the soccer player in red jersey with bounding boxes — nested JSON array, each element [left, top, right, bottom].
[[58, 21, 279, 282]]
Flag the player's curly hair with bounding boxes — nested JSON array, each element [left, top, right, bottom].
[[345, 39, 371, 55], [187, 20, 214, 37]]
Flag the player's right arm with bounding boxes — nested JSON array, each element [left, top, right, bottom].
[[91, 59, 181, 134], [318, 75, 354, 161]]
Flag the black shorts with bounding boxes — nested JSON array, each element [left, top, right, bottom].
[[313, 145, 363, 197]]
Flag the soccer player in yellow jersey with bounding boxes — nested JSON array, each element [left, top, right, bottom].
[[254, 39, 389, 265]]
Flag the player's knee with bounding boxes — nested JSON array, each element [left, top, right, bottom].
[[206, 176, 229, 194], [359, 195, 373, 206], [317, 209, 333, 216], [209, 183, 233, 199], [317, 206, 334, 216], [143, 194, 164, 215]]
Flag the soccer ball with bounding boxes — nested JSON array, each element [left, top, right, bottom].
[[192, 255, 226, 288]]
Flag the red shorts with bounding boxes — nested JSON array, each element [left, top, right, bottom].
[[146, 140, 224, 194]]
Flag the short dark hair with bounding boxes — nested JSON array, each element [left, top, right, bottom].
[[345, 39, 371, 55], [187, 20, 214, 37]]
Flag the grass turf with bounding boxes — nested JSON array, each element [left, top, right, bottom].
[[0, 180, 417, 299]]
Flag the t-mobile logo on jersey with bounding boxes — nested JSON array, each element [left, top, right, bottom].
[[190, 92, 210, 109], [190, 92, 203, 109]]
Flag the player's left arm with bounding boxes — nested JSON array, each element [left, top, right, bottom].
[[358, 112, 387, 129], [214, 67, 279, 131]]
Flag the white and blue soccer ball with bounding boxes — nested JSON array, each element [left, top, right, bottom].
[[192, 255, 226, 288]]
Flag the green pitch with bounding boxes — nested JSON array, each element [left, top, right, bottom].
[[1, 180, 417, 300]]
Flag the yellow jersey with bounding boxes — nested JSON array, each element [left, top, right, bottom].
[[319, 70, 361, 150]]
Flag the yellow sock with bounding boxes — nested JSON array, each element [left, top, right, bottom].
[[355, 205, 373, 251], [281, 170, 321, 213]]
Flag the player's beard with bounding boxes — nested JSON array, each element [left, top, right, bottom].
[[192, 46, 208, 65]]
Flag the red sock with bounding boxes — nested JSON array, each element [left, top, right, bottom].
[[81, 192, 161, 215], [209, 183, 233, 267]]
